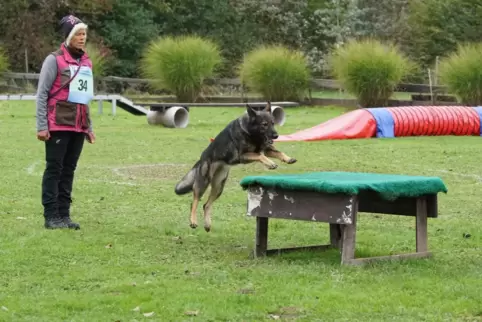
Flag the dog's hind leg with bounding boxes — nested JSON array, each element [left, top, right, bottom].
[[190, 176, 210, 229], [202, 166, 230, 232]]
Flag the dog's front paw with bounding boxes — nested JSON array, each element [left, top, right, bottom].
[[267, 163, 278, 170], [286, 158, 297, 164], [204, 225, 211, 232], [190, 222, 198, 229]]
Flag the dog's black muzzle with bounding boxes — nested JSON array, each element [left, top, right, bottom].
[[267, 132, 278, 144]]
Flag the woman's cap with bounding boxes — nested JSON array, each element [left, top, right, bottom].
[[59, 15, 88, 46]]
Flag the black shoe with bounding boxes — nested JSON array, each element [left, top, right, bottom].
[[44, 217, 69, 229], [61, 216, 81, 230]]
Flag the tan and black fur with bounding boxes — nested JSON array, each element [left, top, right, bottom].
[[174, 101, 297, 232]]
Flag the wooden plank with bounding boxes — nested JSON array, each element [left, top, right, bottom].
[[2, 72, 41, 80], [265, 244, 334, 256], [215, 78, 241, 86], [395, 83, 447, 94], [247, 186, 356, 224], [308, 78, 448, 93], [344, 252, 432, 266], [102, 76, 148, 84], [246, 187, 439, 219], [358, 191, 438, 218], [310, 78, 340, 90]]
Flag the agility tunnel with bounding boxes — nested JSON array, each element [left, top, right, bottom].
[[275, 105, 482, 142]]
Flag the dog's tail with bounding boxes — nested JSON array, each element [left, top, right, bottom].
[[174, 160, 200, 195]]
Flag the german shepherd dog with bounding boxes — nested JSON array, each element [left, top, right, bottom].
[[174, 101, 297, 232]]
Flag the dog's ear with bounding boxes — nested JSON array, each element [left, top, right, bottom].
[[263, 101, 272, 113], [246, 104, 257, 118]]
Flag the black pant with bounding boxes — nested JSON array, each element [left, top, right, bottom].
[[41, 131, 85, 218]]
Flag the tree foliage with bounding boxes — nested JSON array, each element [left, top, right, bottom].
[[0, 46, 9, 75], [0, 0, 111, 72], [301, 0, 368, 75], [97, 0, 164, 77], [405, 0, 482, 70], [0, 0, 481, 84]]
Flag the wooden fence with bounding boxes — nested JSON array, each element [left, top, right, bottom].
[[1, 72, 449, 95]]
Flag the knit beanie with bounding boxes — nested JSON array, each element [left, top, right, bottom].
[[59, 15, 88, 46]]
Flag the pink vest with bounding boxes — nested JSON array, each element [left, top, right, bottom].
[[47, 43, 93, 133]]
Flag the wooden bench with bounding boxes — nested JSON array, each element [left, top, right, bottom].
[[240, 171, 448, 265]]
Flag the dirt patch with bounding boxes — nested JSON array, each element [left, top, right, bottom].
[[112, 164, 190, 181]]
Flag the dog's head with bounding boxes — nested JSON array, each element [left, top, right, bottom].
[[245, 101, 278, 144]]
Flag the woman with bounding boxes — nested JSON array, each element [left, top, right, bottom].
[[35, 15, 96, 230]]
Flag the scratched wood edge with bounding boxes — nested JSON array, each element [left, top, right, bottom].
[[343, 252, 433, 266], [246, 185, 356, 224]]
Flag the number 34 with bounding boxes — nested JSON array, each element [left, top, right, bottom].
[[78, 79, 88, 92]]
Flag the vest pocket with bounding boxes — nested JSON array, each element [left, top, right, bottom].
[[80, 105, 91, 130], [55, 101, 77, 127]]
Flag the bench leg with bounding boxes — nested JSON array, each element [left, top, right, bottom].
[[341, 212, 357, 264], [249, 194, 433, 265], [253, 216, 335, 257], [330, 224, 342, 249], [344, 196, 432, 266], [416, 197, 428, 252], [254, 217, 269, 257]]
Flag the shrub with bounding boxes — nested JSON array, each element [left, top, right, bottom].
[[329, 39, 414, 108], [239, 45, 310, 101], [140, 35, 222, 102], [0, 46, 9, 75], [85, 43, 109, 78], [438, 42, 482, 105]]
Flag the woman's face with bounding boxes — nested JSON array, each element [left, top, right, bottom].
[[70, 29, 87, 50]]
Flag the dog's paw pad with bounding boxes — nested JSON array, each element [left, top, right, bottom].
[[190, 223, 198, 229], [287, 158, 297, 164], [204, 226, 211, 232], [268, 164, 278, 170]]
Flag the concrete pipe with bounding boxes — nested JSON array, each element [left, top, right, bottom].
[[147, 106, 189, 128], [270, 105, 286, 126], [245, 105, 286, 126]]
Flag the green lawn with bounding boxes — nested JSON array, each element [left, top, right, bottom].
[[0, 101, 481, 321]]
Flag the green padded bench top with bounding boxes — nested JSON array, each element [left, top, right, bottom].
[[240, 171, 448, 200]]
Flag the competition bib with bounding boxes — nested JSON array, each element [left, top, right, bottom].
[[67, 65, 94, 104]]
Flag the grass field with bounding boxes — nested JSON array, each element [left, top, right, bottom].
[[0, 101, 481, 321]]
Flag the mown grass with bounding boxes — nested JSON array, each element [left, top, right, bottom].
[[0, 101, 481, 321]]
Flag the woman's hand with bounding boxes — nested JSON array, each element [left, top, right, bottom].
[[37, 130, 50, 141], [86, 132, 95, 144]]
